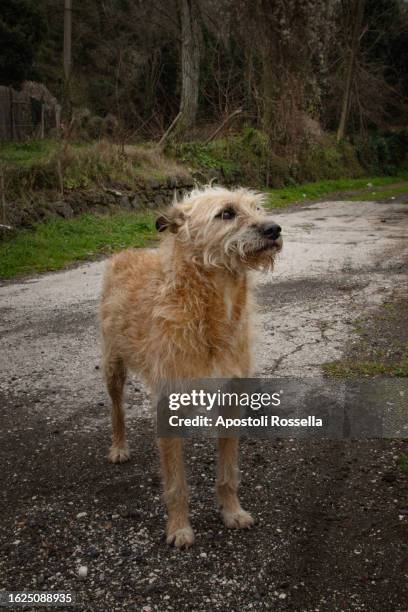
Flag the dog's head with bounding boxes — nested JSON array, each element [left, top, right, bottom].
[[156, 186, 282, 271]]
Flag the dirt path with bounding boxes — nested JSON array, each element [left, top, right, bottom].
[[0, 199, 407, 611]]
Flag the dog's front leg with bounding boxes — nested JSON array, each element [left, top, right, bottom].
[[158, 437, 194, 548], [217, 437, 254, 529]]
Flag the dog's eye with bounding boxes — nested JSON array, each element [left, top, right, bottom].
[[216, 208, 236, 220]]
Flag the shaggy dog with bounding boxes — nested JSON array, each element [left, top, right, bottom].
[[99, 186, 282, 548]]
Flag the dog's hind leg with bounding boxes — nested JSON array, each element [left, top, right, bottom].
[[158, 437, 194, 548], [217, 438, 254, 529], [105, 356, 130, 463]]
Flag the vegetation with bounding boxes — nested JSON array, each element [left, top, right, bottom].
[[170, 128, 408, 187], [1, 134, 406, 212], [0, 140, 189, 200], [1, 174, 406, 280], [0, 139, 58, 167], [266, 175, 408, 208], [1, 1, 407, 146], [398, 453, 408, 474], [0, 0, 407, 279], [0, 0, 46, 87], [0, 212, 156, 279], [323, 297, 408, 378], [323, 358, 408, 378], [348, 185, 408, 201]]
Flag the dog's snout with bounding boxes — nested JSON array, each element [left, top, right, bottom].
[[262, 223, 281, 240]]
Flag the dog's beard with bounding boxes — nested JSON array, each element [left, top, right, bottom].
[[224, 230, 281, 271], [197, 234, 280, 272], [179, 225, 281, 272]]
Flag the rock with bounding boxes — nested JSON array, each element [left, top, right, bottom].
[[154, 194, 166, 207], [76, 512, 87, 519], [147, 178, 161, 190], [78, 565, 88, 578], [91, 204, 110, 215], [119, 195, 131, 209], [54, 201, 74, 219], [382, 471, 397, 483], [167, 176, 178, 188], [105, 188, 123, 197], [131, 194, 142, 209], [67, 195, 88, 214]]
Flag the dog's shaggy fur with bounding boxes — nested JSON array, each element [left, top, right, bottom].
[[99, 185, 282, 547]]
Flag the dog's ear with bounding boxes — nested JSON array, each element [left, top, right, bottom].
[[155, 215, 170, 232], [155, 209, 185, 234]]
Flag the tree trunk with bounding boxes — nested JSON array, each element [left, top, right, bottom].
[[337, 0, 365, 142], [63, 0, 72, 115], [174, 0, 201, 137], [262, 46, 276, 136], [63, 0, 72, 81]]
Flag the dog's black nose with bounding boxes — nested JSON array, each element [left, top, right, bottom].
[[262, 223, 281, 240]]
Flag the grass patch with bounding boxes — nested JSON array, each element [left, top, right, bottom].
[[1, 173, 407, 280], [1, 140, 190, 199], [323, 359, 408, 378], [171, 129, 369, 186], [397, 453, 408, 474], [0, 212, 156, 279], [0, 140, 58, 167], [348, 184, 408, 201], [323, 297, 408, 379], [266, 175, 408, 208]]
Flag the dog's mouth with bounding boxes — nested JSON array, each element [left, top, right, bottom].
[[251, 236, 283, 254]]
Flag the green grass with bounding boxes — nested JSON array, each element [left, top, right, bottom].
[[0, 140, 90, 168], [266, 175, 408, 208], [0, 140, 59, 167], [348, 184, 408, 201], [398, 453, 408, 474], [1, 173, 407, 280], [0, 140, 190, 198], [0, 212, 156, 279], [323, 299, 408, 379], [323, 359, 408, 378]]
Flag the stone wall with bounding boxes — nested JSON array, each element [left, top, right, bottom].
[[6, 175, 195, 229]]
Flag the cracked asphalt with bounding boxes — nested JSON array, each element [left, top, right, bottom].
[[0, 198, 407, 611]]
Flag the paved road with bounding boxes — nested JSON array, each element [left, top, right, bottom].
[[0, 199, 407, 611]]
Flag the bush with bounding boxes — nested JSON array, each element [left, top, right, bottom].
[[354, 129, 408, 175], [171, 129, 370, 187]]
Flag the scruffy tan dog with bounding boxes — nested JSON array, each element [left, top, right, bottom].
[[99, 186, 282, 548]]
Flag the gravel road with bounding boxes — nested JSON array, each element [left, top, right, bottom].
[[0, 198, 407, 611]]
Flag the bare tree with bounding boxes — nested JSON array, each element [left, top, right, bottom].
[[337, 0, 365, 141], [174, 0, 201, 137], [63, 0, 72, 113]]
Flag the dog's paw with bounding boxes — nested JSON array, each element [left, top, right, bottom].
[[108, 445, 130, 463], [222, 509, 254, 529], [166, 526, 195, 548]]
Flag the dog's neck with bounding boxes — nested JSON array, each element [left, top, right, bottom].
[[159, 235, 247, 289], [157, 236, 251, 373]]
